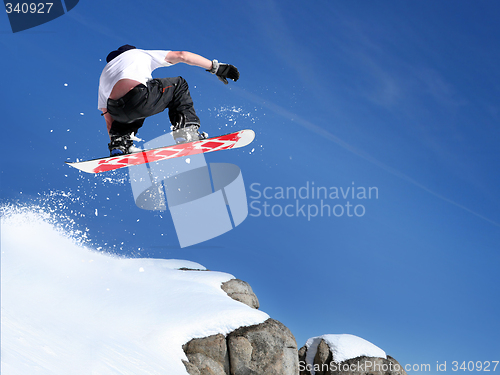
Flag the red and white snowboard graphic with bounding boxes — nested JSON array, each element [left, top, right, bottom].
[[66, 129, 255, 174]]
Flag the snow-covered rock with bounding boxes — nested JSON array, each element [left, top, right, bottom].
[[221, 278, 260, 309], [306, 334, 386, 364], [298, 334, 406, 375], [183, 318, 298, 375]]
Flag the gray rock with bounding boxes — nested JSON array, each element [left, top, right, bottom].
[[326, 356, 407, 375], [298, 342, 407, 375], [221, 279, 260, 309], [298, 346, 308, 375], [182, 359, 202, 375], [314, 339, 333, 375], [182, 334, 230, 375], [182, 276, 406, 375], [227, 318, 298, 375]]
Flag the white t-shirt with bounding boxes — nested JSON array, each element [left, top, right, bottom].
[[98, 49, 172, 109]]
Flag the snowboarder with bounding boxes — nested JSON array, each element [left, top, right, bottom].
[[98, 45, 239, 156]]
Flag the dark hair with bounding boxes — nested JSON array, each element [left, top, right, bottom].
[[106, 45, 136, 63]]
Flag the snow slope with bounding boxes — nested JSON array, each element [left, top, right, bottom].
[[1, 206, 269, 374]]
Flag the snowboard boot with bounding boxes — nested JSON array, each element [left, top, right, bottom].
[[108, 131, 134, 156], [172, 113, 208, 144]]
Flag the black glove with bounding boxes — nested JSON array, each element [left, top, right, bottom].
[[207, 59, 239, 84]]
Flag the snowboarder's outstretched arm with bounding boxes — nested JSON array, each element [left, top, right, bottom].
[[165, 51, 239, 84], [165, 51, 212, 69]]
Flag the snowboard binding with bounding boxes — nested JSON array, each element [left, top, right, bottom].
[[171, 113, 208, 144], [108, 132, 135, 156]]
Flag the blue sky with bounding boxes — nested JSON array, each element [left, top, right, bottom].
[[1, 0, 499, 371]]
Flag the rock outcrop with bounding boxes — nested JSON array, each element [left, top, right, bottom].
[[183, 318, 298, 375], [183, 333, 230, 375], [182, 277, 405, 375], [227, 318, 298, 375], [298, 338, 407, 375], [221, 279, 260, 310]]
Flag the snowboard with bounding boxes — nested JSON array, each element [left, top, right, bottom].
[[66, 129, 255, 174]]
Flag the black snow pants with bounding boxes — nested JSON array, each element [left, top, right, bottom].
[[106, 76, 200, 136]]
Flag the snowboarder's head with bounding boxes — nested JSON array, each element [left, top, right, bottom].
[[106, 45, 136, 63]]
